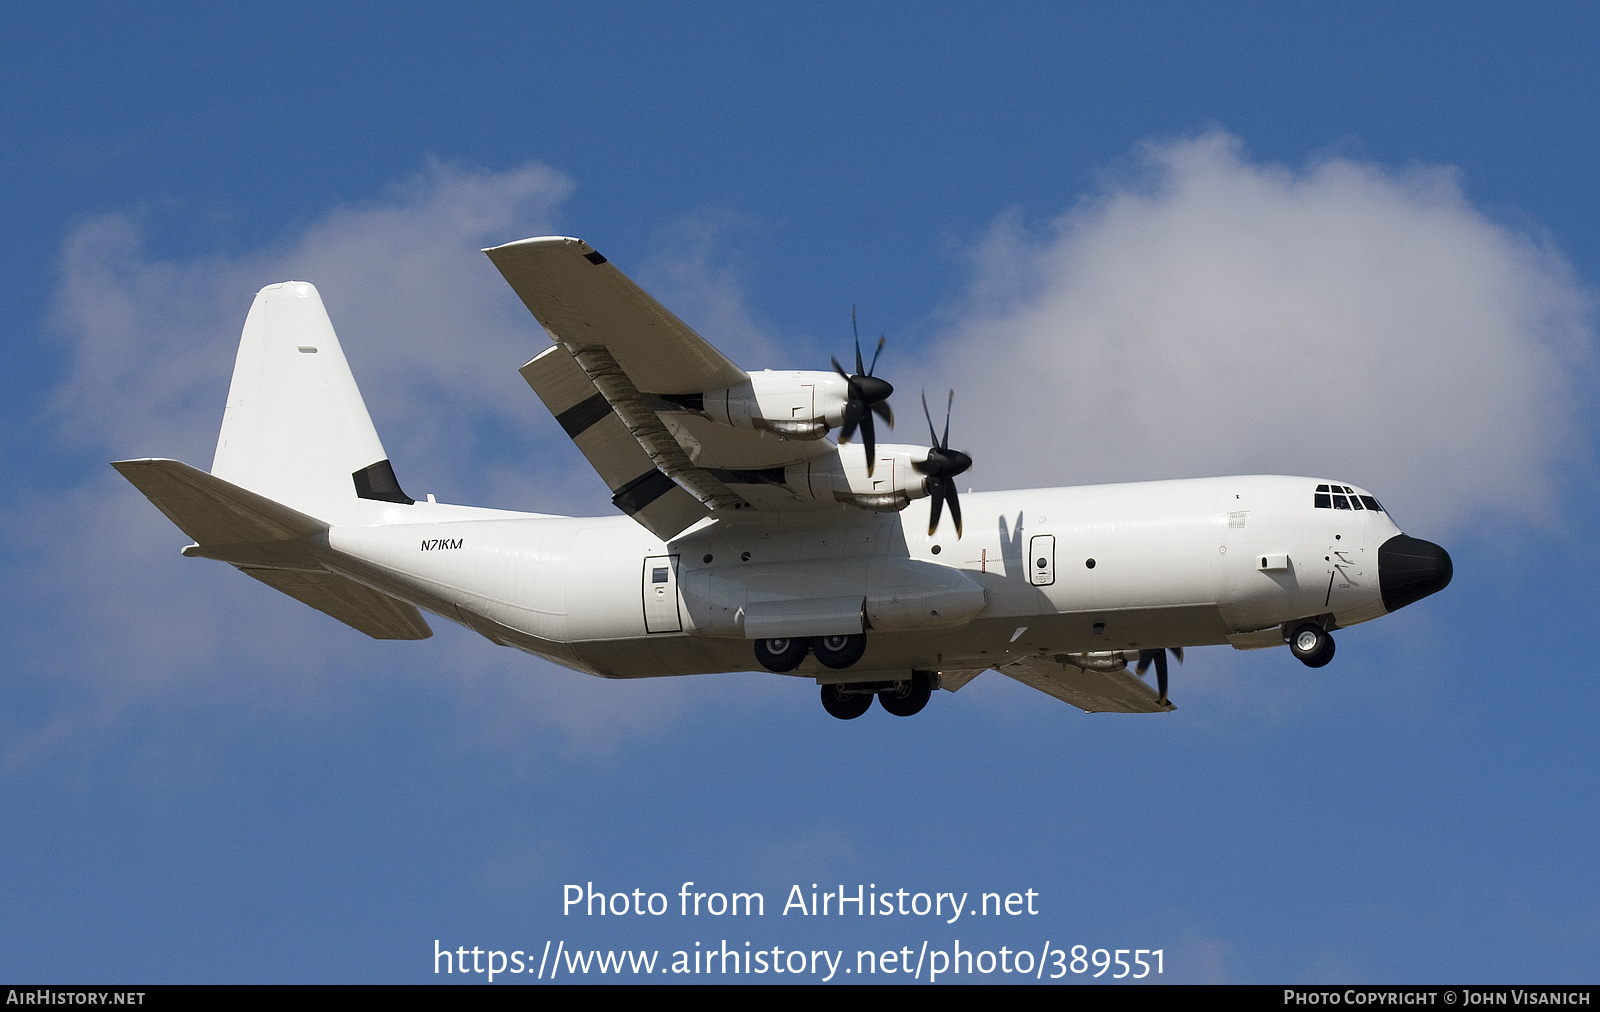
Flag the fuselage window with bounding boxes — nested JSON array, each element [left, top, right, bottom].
[[652, 567, 669, 584]]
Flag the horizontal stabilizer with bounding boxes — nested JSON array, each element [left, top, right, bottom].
[[238, 568, 431, 640], [113, 458, 431, 640], [113, 458, 324, 547], [999, 655, 1174, 713]]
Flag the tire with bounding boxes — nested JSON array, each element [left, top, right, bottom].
[[878, 671, 933, 717], [754, 637, 808, 673], [820, 683, 873, 719], [811, 633, 867, 670], [1289, 623, 1336, 668]]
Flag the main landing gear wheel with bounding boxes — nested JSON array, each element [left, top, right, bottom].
[[878, 671, 934, 717], [1289, 623, 1336, 668], [811, 633, 867, 670], [754, 637, 808, 673], [820, 683, 873, 720]]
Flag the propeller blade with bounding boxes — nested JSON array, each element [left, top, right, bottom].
[[834, 312, 892, 460], [1136, 648, 1181, 705], [860, 404, 877, 471], [839, 398, 862, 445], [868, 334, 886, 376], [852, 308, 866, 376], [915, 391, 971, 538], [942, 390, 953, 451]]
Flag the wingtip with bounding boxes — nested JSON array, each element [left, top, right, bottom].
[[482, 235, 586, 254]]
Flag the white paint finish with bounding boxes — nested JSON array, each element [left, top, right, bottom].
[[212, 282, 389, 525], [315, 474, 1395, 675], [120, 255, 1450, 713]]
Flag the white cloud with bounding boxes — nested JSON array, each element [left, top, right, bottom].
[[918, 131, 1595, 536], [49, 159, 579, 505], [7, 159, 725, 776]]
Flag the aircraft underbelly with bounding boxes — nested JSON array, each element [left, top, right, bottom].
[[319, 476, 1387, 680], [568, 605, 1233, 678]]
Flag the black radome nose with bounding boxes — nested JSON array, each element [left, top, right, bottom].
[[1378, 534, 1454, 612]]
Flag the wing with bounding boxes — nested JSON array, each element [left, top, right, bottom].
[[519, 344, 716, 539], [489, 237, 836, 536], [998, 655, 1175, 713], [485, 236, 747, 394]]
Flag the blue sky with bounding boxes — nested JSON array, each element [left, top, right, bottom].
[[3, 3, 1598, 983]]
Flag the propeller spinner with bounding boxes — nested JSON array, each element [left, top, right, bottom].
[[1135, 647, 1184, 706], [832, 308, 894, 473], [914, 390, 972, 538]]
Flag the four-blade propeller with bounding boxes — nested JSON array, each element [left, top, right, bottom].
[[914, 390, 973, 538], [832, 308, 895, 473], [1135, 647, 1184, 706]]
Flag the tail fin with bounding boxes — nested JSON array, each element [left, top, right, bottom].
[[211, 281, 411, 522]]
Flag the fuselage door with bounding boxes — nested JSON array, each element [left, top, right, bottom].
[[1029, 534, 1056, 586], [642, 554, 683, 633]]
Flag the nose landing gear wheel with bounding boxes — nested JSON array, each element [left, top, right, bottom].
[[1289, 623, 1336, 668], [811, 633, 867, 669], [820, 683, 873, 719], [878, 671, 934, 717], [754, 637, 809, 673]]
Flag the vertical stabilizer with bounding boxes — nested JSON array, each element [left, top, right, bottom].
[[211, 282, 408, 521]]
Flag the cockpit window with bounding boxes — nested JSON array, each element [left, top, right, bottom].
[[1314, 484, 1383, 511]]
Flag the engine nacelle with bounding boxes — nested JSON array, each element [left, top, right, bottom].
[[699, 371, 851, 440], [1056, 650, 1139, 672], [784, 441, 931, 512]]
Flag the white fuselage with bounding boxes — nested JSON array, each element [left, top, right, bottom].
[[315, 474, 1400, 680]]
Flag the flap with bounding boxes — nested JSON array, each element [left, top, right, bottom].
[[520, 345, 711, 540]]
